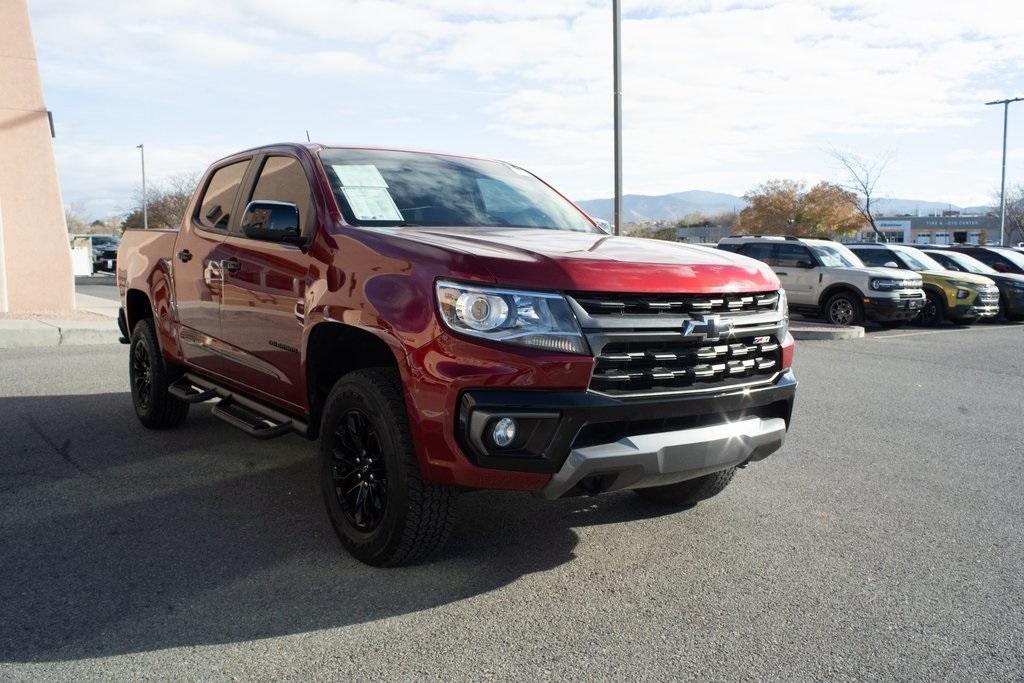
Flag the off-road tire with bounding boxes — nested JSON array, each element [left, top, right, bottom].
[[129, 318, 189, 429], [916, 290, 946, 327], [319, 368, 455, 567], [633, 467, 736, 507], [824, 291, 864, 326]]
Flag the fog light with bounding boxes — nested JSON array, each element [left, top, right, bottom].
[[492, 417, 517, 447]]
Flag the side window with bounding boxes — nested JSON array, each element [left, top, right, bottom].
[[716, 243, 743, 253], [246, 156, 314, 235], [774, 243, 815, 267], [855, 248, 894, 267], [930, 253, 961, 271], [969, 250, 1000, 267], [198, 160, 249, 230], [739, 242, 774, 262]]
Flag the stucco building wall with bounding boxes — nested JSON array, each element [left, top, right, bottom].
[[0, 0, 75, 313]]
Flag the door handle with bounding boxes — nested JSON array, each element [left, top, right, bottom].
[[776, 271, 788, 276], [223, 257, 241, 273], [177, 249, 193, 263]]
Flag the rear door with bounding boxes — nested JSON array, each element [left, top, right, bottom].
[[174, 158, 251, 374], [217, 154, 315, 409], [770, 243, 819, 305]]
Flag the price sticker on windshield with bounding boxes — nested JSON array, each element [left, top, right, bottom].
[[341, 187, 403, 221]]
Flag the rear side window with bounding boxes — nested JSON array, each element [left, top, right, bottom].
[[247, 156, 315, 235], [739, 242, 773, 262], [198, 160, 249, 230], [717, 243, 742, 253]]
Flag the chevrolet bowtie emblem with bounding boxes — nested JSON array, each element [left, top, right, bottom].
[[682, 314, 731, 341]]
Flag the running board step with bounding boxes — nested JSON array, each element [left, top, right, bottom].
[[177, 372, 307, 439], [211, 399, 294, 440], [168, 379, 219, 403]]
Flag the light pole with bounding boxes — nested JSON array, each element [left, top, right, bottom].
[[612, 0, 622, 235], [136, 143, 148, 230], [985, 97, 1022, 246]]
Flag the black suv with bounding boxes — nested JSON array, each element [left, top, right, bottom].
[[949, 245, 1024, 276]]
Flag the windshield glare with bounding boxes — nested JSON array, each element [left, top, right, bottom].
[[937, 251, 996, 275], [811, 243, 863, 268], [996, 248, 1024, 269], [895, 248, 943, 271], [318, 149, 596, 232]]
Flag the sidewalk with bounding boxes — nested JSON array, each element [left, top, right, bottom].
[[0, 291, 121, 348]]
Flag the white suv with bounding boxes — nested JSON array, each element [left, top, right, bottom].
[[718, 236, 925, 326]]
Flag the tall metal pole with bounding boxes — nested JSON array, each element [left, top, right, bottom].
[[612, 0, 622, 235], [136, 143, 148, 230], [985, 97, 1022, 246]]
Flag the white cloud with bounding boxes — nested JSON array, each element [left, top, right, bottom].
[[27, 0, 1024, 216]]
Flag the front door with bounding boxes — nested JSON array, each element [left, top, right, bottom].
[[770, 243, 818, 306], [174, 158, 250, 374], [218, 154, 315, 409]]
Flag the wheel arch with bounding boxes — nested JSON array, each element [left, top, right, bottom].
[[818, 283, 864, 309], [304, 321, 405, 439], [125, 288, 154, 334]]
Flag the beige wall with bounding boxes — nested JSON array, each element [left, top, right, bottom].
[[0, 0, 74, 313]]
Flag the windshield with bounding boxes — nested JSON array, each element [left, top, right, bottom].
[[934, 251, 997, 275], [810, 243, 864, 268], [318, 149, 596, 232], [92, 236, 118, 246], [894, 248, 944, 271], [996, 248, 1024, 269]]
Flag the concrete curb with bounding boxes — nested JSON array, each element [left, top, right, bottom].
[[790, 323, 865, 340], [0, 320, 121, 348]]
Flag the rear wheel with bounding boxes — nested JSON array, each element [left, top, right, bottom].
[[319, 368, 455, 566], [824, 291, 863, 326], [129, 318, 189, 429], [915, 291, 946, 327], [633, 468, 736, 507]]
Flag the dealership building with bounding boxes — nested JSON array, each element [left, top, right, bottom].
[[857, 213, 1000, 245]]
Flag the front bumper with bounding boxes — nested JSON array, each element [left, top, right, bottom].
[[458, 370, 796, 497], [541, 414, 786, 499], [863, 295, 924, 321]]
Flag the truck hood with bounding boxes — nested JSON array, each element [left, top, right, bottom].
[[830, 266, 919, 280], [918, 270, 996, 287], [389, 227, 780, 293]]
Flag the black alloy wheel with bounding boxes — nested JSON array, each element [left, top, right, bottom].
[[131, 340, 153, 411], [917, 291, 944, 327], [330, 409, 388, 532]]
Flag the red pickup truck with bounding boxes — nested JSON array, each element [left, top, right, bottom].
[[117, 144, 796, 566]]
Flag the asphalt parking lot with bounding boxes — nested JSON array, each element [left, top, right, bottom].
[[1, 324, 1022, 680]]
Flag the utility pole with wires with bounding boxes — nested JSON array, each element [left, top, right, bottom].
[[136, 143, 148, 230], [612, 0, 623, 235], [985, 96, 1022, 246]]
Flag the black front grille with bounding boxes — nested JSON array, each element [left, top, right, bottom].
[[573, 291, 778, 316], [590, 334, 781, 396]]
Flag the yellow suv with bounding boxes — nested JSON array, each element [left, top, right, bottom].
[[848, 244, 999, 326]]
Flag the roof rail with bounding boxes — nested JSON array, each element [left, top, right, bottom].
[[727, 234, 803, 241]]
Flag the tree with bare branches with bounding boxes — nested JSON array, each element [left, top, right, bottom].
[[831, 150, 892, 242], [122, 172, 201, 231], [1003, 183, 1024, 245]]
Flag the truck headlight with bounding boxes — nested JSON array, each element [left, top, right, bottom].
[[436, 280, 589, 355], [778, 289, 789, 339]]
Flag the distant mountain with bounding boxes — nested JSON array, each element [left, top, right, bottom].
[[574, 191, 996, 224], [575, 191, 745, 224]]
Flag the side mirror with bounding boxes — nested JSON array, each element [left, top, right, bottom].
[[884, 261, 899, 269], [796, 259, 815, 269], [240, 201, 302, 243]]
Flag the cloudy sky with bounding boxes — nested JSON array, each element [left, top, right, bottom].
[[28, 0, 1024, 219]]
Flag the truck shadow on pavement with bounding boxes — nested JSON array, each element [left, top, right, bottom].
[[0, 392, 677, 663]]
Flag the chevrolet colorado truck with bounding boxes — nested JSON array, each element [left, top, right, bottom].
[[117, 144, 796, 566]]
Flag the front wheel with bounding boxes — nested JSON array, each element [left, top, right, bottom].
[[319, 368, 455, 567], [633, 468, 736, 507], [824, 291, 863, 326], [129, 318, 189, 429], [915, 291, 946, 327]]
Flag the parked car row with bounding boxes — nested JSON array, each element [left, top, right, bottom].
[[716, 235, 1024, 326]]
